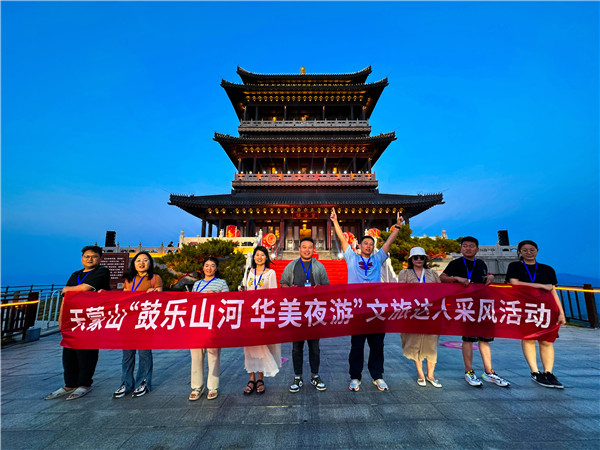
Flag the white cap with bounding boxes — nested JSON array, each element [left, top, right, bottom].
[[409, 247, 427, 258]]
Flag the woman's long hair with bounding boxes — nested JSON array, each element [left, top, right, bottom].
[[251, 246, 273, 269], [200, 256, 222, 279], [123, 251, 155, 282]]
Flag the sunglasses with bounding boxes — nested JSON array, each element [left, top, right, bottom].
[[412, 255, 426, 260]]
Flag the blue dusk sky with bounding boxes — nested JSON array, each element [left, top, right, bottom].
[[2, 1, 599, 286]]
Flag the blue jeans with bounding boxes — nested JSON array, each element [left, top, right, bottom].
[[121, 350, 153, 391]]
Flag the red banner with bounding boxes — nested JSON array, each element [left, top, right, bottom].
[[60, 283, 560, 350]]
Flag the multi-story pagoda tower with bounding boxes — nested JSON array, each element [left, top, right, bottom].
[[170, 66, 443, 255]]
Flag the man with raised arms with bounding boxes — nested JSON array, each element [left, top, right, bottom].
[[330, 207, 403, 392]]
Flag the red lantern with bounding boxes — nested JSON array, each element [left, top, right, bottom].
[[262, 233, 277, 247], [367, 228, 381, 238], [343, 232, 356, 246], [226, 225, 238, 238]]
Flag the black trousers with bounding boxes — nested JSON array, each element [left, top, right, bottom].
[[348, 333, 385, 380], [292, 339, 320, 376], [63, 348, 99, 387]]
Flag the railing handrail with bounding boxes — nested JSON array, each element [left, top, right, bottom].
[[239, 118, 370, 128]]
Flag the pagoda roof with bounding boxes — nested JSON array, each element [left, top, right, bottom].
[[170, 191, 443, 212], [214, 132, 396, 167], [221, 78, 388, 120], [236, 66, 372, 84]]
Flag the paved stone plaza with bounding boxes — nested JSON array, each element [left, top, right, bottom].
[[2, 326, 599, 449]]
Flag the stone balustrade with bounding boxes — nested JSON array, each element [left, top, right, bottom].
[[239, 119, 370, 128]]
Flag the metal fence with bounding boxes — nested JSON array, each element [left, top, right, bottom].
[[557, 284, 599, 328], [1, 285, 66, 336]]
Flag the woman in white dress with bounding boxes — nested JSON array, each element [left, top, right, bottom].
[[242, 246, 281, 395], [398, 247, 443, 388]]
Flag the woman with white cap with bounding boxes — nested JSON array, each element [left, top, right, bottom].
[[398, 247, 443, 388]]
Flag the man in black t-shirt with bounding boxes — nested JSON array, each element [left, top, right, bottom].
[[45, 245, 110, 401], [505, 240, 566, 389], [280, 237, 329, 393], [441, 236, 510, 388]]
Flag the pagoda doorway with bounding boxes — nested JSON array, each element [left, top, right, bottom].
[[299, 224, 312, 241]]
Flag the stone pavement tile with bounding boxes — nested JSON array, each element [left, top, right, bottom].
[[1, 411, 67, 431], [176, 406, 226, 426], [434, 400, 518, 420], [283, 390, 358, 406], [189, 424, 282, 449], [196, 422, 356, 449], [348, 420, 437, 448], [376, 403, 445, 421], [1, 430, 57, 449], [309, 404, 379, 423], [559, 399, 600, 416], [560, 417, 600, 436], [1, 398, 59, 414], [417, 419, 492, 448], [475, 417, 583, 443], [494, 399, 578, 419], [119, 426, 204, 449], [42, 427, 135, 450]]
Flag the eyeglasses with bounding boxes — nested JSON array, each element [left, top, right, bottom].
[[412, 255, 426, 260], [82, 255, 100, 259]]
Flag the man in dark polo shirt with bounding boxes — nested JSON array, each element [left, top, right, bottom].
[[45, 245, 110, 401], [280, 237, 330, 393], [441, 236, 510, 388]]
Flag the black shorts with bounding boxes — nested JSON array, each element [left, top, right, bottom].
[[462, 336, 494, 343]]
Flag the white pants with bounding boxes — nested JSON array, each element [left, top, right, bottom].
[[190, 348, 220, 391]]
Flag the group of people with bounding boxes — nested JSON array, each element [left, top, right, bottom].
[[45, 210, 565, 401]]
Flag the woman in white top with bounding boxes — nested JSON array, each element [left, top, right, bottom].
[[189, 256, 229, 401], [242, 246, 281, 395], [398, 247, 443, 388]]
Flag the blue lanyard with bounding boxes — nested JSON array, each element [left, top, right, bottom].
[[413, 269, 426, 283], [132, 275, 146, 292], [196, 278, 215, 292], [253, 269, 264, 290], [462, 257, 476, 282], [300, 259, 312, 284], [77, 269, 94, 285], [522, 261, 537, 283], [359, 255, 371, 277]]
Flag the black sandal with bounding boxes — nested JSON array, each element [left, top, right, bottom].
[[243, 380, 256, 396], [256, 379, 265, 395]]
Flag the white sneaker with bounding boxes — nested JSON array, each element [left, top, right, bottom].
[[465, 370, 482, 386], [349, 379, 361, 391], [482, 371, 510, 387], [373, 379, 389, 391]]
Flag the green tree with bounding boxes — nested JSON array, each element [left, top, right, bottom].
[[379, 225, 460, 269], [157, 240, 247, 291]]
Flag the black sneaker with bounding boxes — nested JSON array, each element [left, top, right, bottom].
[[289, 376, 303, 393], [544, 372, 564, 389], [310, 375, 327, 391], [113, 383, 127, 399], [531, 371, 553, 388], [132, 380, 149, 397]]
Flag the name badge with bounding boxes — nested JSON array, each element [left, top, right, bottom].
[[304, 282, 312, 287]]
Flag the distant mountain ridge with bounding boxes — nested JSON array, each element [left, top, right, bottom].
[[557, 273, 600, 287]]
